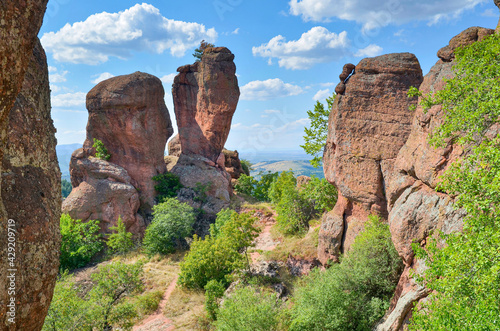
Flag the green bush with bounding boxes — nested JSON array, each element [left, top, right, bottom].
[[134, 290, 163, 316], [178, 212, 260, 289], [288, 216, 402, 330], [235, 174, 257, 196], [215, 287, 281, 331], [240, 159, 253, 176], [142, 198, 196, 256], [60, 214, 103, 271], [235, 172, 278, 202], [61, 179, 72, 198], [152, 172, 183, 202], [300, 176, 337, 215], [92, 138, 111, 161], [107, 216, 134, 255], [205, 279, 226, 320], [44, 261, 145, 331]]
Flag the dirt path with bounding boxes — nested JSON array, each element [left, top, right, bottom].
[[250, 214, 280, 263], [133, 276, 178, 331]]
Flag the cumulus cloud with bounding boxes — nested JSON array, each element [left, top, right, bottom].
[[354, 44, 383, 57], [289, 0, 486, 32], [252, 26, 350, 70], [160, 73, 177, 86], [52, 92, 86, 108], [49, 67, 68, 83], [91, 72, 115, 84], [313, 88, 331, 101], [41, 3, 217, 64], [240, 79, 304, 100]]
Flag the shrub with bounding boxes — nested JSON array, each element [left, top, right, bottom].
[[92, 138, 111, 161], [240, 159, 253, 176], [288, 216, 402, 330], [235, 174, 257, 196], [152, 172, 183, 202], [253, 172, 278, 201], [107, 216, 134, 255], [134, 290, 163, 316], [215, 287, 280, 331], [300, 176, 337, 215], [205, 279, 226, 320], [61, 179, 72, 198], [178, 212, 260, 289], [59, 214, 103, 271], [142, 198, 196, 256]]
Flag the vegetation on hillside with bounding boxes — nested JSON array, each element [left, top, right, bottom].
[[61, 179, 72, 198], [409, 33, 500, 329]]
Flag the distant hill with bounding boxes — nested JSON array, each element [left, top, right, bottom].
[[251, 160, 324, 179], [56, 143, 82, 182]]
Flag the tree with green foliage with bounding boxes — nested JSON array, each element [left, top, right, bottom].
[[300, 176, 337, 215], [407, 33, 500, 329], [215, 287, 281, 331], [92, 138, 111, 161], [204, 279, 226, 321], [301, 93, 335, 168], [178, 211, 260, 289], [193, 40, 215, 61], [59, 214, 103, 271], [288, 216, 402, 330], [107, 216, 134, 255], [61, 179, 72, 198], [87, 261, 144, 330], [142, 198, 196, 256], [152, 172, 183, 202], [235, 172, 279, 202], [240, 159, 253, 176]]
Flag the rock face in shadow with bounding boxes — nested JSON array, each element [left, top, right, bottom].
[[318, 53, 423, 264], [168, 134, 182, 157], [84, 72, 174, 212], [0, 36, 61, 331], [376, 27, 495, 330], [222, 148, 245, 180], [62, 148, 145, 235], [171, 47, 239, 217], [172, 47, 239, 163]]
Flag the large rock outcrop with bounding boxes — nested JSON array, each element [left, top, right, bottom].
[[171, 47, 239, 216], [172, 47, 239, 163], [62, 148, 145, 235], [0, 36, 61, 331], [84, 72, 173, 212], [222, 148, 245, 180], [377, 26, 494, 330], [318, 53, 424, 264]]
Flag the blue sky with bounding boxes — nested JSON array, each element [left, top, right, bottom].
[[40, 0, 499, 157]]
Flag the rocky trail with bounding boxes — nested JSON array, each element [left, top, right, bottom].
[[133, 276, 178, 331]]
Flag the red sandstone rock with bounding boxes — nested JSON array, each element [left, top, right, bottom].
[[84, 72, 174, 212], [0, 37, 61, 331], [222, 149, 245, 180], [172, 47, 239, 163], [437, 27, 494, 62], [339, 63, 355, 82], [168, 134, 182, 157], [63, 148, 145, 235], [319, 53, 423, 265]]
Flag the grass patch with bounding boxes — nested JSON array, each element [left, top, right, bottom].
[[163, 287, 207, 330], [264, 226, 320, 262]]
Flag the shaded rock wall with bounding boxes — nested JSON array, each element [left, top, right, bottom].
[[0, 34, 61, 331], [378, 26, 494, 330], [318, 53, 423, 264], [84, 72, 173, 212]]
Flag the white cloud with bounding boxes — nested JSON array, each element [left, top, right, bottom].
[[231, 123, 242, 129], [231, 28, 240, 35], [160, 73, 177, 86], [48, 66, 57, 73], [240, 78, 304, 101], [49, 68, 68, 83], [313, 88, 331, 101], [41, 3, 217, 64], [52, 92, 86, 108], [264, 109, 281, 114], [482, 8, 498, 17], [354, 44, 383, 57], [91, 72, 115, 84], [252, 26, 350, 70], [289, 0, 486, 32]]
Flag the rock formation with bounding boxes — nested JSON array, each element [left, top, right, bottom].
[[84, 72, 173, 212], [318, 53, 424, 264], [63, 148, 145, 235], [168, 134, 182, 157], [64, 72, 173, 235], [222, 149, 245, 180], [377, 26, 494, 330], [172, 47, 239, 163], [0, 2, 62, 329], [1, 37, 61, 330], [171, 47, 239, 216]]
